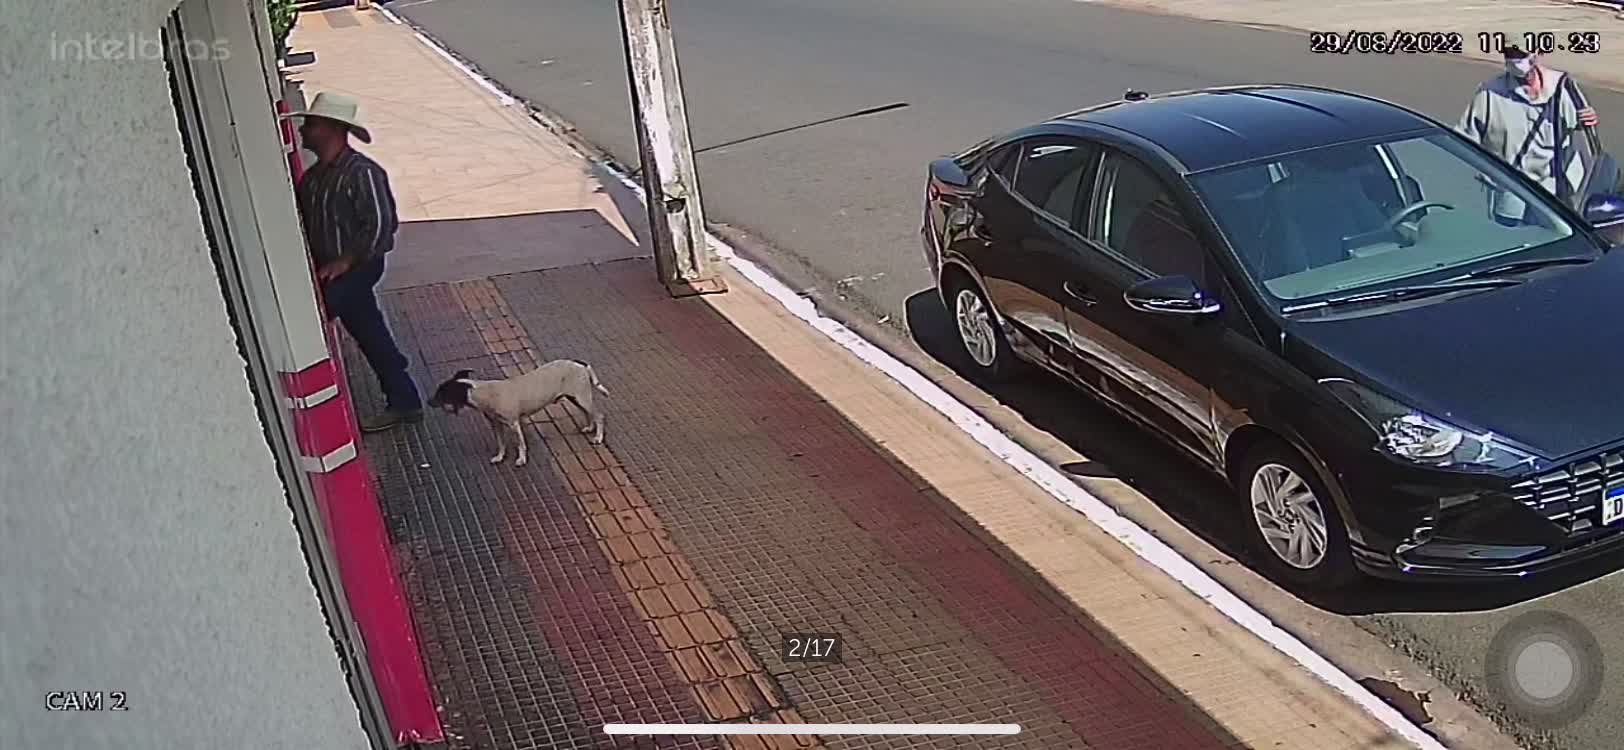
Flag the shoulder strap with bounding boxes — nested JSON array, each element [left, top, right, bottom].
[[1561, 73, 1585, 109], [1563, 73, 1605, 152], [1511, 93, 1559, 168], [1553, 80, 1573, 201]]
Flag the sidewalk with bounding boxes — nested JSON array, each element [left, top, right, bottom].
[[291, 8, 1422, 750]]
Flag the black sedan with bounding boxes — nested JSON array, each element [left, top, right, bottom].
[[921, 84, 1624, 588]]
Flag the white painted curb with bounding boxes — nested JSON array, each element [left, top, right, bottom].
[[703, 198, 1449, 750], [389, 16, 1447, 750]]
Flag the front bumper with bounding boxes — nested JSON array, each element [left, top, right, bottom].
[[1342, 444, 1624, 580], [1377, 530, 1624, 579]]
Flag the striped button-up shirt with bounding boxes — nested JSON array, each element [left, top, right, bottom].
[[296, 148, 399, 267]]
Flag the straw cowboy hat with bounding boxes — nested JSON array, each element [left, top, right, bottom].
[[285, 91, 373, 143]]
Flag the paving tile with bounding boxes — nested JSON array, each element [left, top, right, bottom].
[[494, 259, 1231, 748], [342, 298, 714, 750]]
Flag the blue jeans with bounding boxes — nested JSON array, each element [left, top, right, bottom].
[[323, 255, 421, 412]]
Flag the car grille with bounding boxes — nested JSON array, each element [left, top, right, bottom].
[[1511, 450, 1624, 534]]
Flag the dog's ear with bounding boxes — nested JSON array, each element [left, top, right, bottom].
[[453, 369, 473, 380]]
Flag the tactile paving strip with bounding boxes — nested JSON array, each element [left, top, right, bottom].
[[392, 277, 816, 750], [346, 286, 718, 750]]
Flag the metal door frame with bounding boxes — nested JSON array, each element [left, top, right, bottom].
[[161, 5, 392, 746]]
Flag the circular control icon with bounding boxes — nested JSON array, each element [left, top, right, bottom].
[[1484, 610, 1603, 730]]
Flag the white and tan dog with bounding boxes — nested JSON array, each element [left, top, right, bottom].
[[428, 360, 609, 466]]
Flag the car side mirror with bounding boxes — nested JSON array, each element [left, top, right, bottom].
[[1583, 192, 1624, 229], [1124, 275, 1221, 316]]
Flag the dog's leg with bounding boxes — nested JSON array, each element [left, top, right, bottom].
[[569, 391, 607, 446], [512, 420, 529, 467], [566, 394, 596, 436], [487, 417, 507, 464]]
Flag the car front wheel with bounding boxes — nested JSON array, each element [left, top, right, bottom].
[[1238, 443, 1359, 589]]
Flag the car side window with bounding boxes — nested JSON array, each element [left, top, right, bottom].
[[1093, 152, 1207, 280], [989, 144, 1020, 184], [1009, 139, 1098, 231]]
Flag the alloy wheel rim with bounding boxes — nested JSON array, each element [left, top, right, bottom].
[[954, 289, 998, 368], [1250, 463, 1329, 570]]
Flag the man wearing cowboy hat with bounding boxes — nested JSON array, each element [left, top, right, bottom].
[[289, 91, 422, 431]]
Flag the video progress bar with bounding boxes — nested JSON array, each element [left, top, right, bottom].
[[604, 723, 1022, 736]]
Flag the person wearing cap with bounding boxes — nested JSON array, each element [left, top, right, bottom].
[[289, 91, 423, 431], [1456, 45, 1600, 225]]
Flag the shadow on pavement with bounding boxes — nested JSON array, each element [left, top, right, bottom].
[[902, 289, 1624, 616], [383, 209, 647, 292], [296, 0, 355, 11]]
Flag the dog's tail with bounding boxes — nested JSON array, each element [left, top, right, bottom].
[[588, 364, 610, 396]]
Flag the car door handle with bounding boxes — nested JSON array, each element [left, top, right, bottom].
[[1063, 281, 1097, 305]]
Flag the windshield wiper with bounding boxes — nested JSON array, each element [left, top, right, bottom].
[[1452, 255, 1594, 280], [1281, 279, 1520, 314]]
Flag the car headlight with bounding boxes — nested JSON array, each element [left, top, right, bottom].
[[1320, 378, 1539, 473]]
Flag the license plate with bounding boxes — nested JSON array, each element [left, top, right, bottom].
[[1605, 486, 1624, 526]]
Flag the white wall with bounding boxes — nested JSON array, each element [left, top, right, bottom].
[[0, 2, 370, 748]]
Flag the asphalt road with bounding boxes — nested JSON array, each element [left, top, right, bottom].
[[392, 0, 1624, 747]]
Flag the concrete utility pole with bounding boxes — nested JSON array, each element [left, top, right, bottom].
[[617, 0, 727, 297]]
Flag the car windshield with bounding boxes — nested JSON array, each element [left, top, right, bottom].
[[1191, 131, 1580, 302]]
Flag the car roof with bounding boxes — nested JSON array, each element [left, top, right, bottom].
[[1052, 85, 1438, 174]]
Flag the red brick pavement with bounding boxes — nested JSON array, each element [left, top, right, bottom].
[[345, 212, 1240, 750]]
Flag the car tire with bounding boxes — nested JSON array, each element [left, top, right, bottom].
[[946, 278, 1022, 382], [1236, 442, 1360, 590]]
